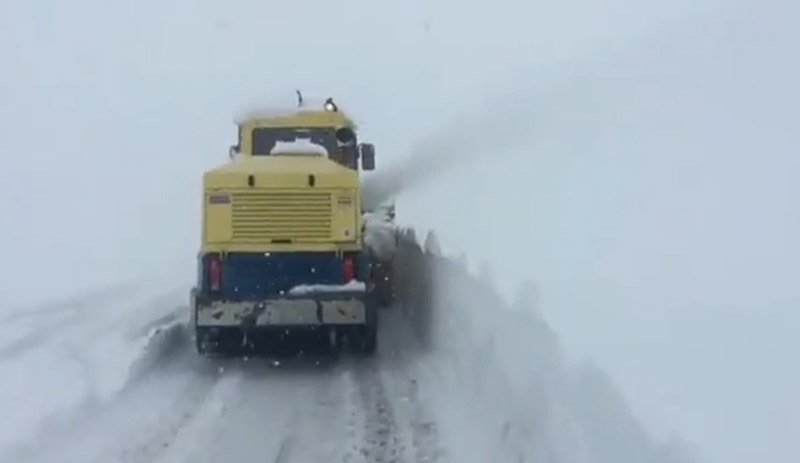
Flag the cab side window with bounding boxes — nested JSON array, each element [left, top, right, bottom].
[[252, 128, 277, 155]]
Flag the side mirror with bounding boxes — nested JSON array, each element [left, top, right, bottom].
[[229, 144, 239, 160], [359, 143, 375, 171]]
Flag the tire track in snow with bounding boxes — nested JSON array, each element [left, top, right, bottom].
[[264, 359, 356, 463], [111, 364, 231, 463], [405, 377, 446, 463], [152, 355, 354, 463], [1, 283, 444, 463], [349, 363, 406, 463], [140, 347, 436, 463], [337, 304, 446, 463], [339, 357, 445, 463], [367, 304, 448, 463]]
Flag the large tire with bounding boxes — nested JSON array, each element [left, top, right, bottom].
[[358, 325, 377, 356], [360, 304, 379, 356], [195, 327, 222, 355], [195, 327, 211, 355], [195, 327, 240, 357]]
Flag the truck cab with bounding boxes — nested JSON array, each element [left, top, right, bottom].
[[228, 100, 375, 172]]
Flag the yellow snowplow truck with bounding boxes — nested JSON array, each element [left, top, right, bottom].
[[189, 97, 388, 356]]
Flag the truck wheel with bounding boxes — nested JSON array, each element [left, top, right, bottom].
[[195, 328, 210, 354], [196, 328, 222, 355], [354, 325, 377, 356], [195, 328, 231, 356]]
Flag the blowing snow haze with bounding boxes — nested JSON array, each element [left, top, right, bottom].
[[359, 71, 611, 211], [1, 0, 799, 462], [390, 3, 800, 463], [357, 3, 800, 462]]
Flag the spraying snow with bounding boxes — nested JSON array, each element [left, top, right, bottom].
[[359, 65, 613, 211], [363, 207, 400, 262]]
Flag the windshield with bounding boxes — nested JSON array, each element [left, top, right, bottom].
[[251, 127, 337, 156]]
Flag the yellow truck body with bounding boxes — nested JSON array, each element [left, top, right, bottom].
[[202, 156, 362, 253], [189, 98, 379, 356]]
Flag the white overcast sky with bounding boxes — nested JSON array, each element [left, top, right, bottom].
[[1, 0, 798, 462]]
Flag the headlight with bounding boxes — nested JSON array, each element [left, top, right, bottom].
[[324, 98, 338, 112]]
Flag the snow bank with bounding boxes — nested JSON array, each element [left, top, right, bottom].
[[0, 282, 185, 458], [429, 260, 700, 463], [392, 231, 701, 463]]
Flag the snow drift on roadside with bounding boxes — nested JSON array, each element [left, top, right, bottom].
[[0, 281, 187, 458], [412, 251, 701, 463]]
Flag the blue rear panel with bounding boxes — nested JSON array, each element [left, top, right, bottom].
[[198, 251, 365, 301]]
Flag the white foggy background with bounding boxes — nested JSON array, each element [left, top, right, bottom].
[[1, 0, 797, 462]]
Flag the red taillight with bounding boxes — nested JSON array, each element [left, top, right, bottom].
[[208, 257, 222, 291], [343, 255, 355, 282]]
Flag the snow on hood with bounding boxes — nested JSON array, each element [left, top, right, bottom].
[[270, 139, 328, 156]]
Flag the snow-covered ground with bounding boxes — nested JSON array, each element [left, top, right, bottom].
[[0, 234, 698, 463], [0, 280, 185, 455], [3, 0, 798, 462], [420, 255, 700, 463]]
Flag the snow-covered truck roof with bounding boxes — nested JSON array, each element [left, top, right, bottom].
[[234, 99, 357, 130]]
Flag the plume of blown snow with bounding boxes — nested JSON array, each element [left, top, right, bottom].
[[359, 0, 784, 213], [360, 58, 616, 211]]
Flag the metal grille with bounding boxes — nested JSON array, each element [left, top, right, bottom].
[[231, 191, 332, 241]]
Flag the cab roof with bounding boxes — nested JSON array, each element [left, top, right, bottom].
[[234, 102, 357, 130]]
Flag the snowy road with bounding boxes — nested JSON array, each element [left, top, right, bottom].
[[0, 246, 698, 463], [154, 330, 443, 463], [0, 288, 444, 463]]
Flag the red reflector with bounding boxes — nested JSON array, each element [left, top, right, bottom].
[[343, 255, 355, 282], [209, 258, 222, 290]]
